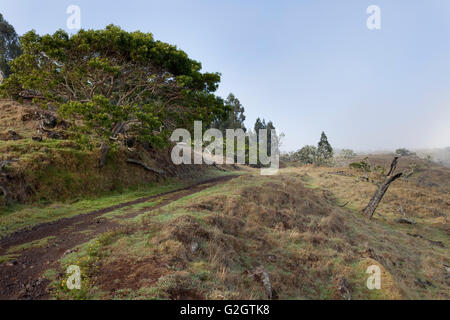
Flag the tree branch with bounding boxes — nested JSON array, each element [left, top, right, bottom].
[[362, 157, 403, 219], [126, 159, 166, 175]]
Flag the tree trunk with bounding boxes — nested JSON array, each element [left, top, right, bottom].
[[99, 142, 109, 168], [0, 185, 9, 206], [362, 157, 402, 218]]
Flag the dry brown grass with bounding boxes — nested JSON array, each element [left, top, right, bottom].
[[77, 167, 449, 300]]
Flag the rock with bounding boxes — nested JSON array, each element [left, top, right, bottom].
[[444, 264, 450, 273], [395, 218, 416, 225], [407, 232, 423, 239], [428, 239, 445, 248], [415, 278, 434, 288], [0, 159, 18, 170], [338, 277, 351, 300], [42, 113, 57, 128], [22, 111, 40, 122], [47, 131, 62, 140], [6, 260, 17, 267], [32, 135, 43, 142], [0, 130, 22, 141], [19, 89, 41, 99], [190, 242, 199, 253]]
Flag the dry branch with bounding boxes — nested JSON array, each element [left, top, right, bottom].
[[126, 159, 165, 175], [337, 201, 350, 208], [386, 156, 399, 176], [362, 157, 403, 218], [249, 265, 273, 300], [213, 162, 227, 172]]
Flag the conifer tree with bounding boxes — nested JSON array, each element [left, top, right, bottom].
[[316, 131, 333, 163]]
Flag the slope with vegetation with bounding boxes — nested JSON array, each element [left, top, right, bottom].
[[0, 16, 448, 301], [30, 161, 448, 300]]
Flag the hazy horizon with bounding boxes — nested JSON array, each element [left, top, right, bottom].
[[2, 0, 450, 151]]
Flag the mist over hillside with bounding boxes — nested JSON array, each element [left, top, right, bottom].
[[415, 147, 450, 167]]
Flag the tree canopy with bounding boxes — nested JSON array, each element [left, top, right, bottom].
[[293, 145, 317, 164], [0, 13, 22, 78], [395, 148, 415, 157], [1, 25, 227, 148], [211, 93, 246, 132], [292, 131, 333, 165], [316, 131, 333, 162]]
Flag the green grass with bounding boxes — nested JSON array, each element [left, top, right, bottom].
[[0, 170, 238, 238], [7, 236, 56, 254], [99, 199, 163, 220], [47, 230, 124, 300], [130, 174, 256, 223], [0, 253, 19, 264]]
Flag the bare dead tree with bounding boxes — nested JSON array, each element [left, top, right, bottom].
[[362, 157, 403, 218], [386, 156, 399, 176]]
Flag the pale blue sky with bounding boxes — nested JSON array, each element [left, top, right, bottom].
[[2, 0, 450, 151]]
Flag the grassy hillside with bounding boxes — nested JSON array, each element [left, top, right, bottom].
[[0, 99, 211, 208], [42, 163, 448, 300], [1, 100, 448, 300]]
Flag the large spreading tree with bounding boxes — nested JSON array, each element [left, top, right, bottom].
[[1, 25, 227, 150]]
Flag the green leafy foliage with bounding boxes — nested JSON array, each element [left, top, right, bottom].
[[395, 148, 415, 156], [349, 160, 371, 172], [293, 145, 317, 164], [0, 13, 22, 78], [211, 93, 245, 132], [292, 132, 333, 165], [340, 149, 356, 159], [316, 131, 333, 163], [252, 118, 277, 166], [1, 25, 227, 148]]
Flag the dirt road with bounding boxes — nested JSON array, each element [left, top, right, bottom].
[[0, 175, 237, 300]]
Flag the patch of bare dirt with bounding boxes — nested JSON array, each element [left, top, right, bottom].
[[97, 256, 168, 293]]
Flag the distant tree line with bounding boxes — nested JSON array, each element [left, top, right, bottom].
[[287, 132, 334, 165], [395, 148, 416, 157]]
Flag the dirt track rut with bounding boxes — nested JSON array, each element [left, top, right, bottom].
[[0, 175, 237, 300]]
